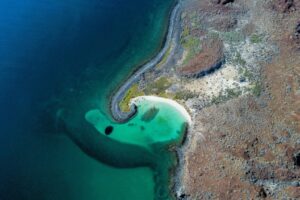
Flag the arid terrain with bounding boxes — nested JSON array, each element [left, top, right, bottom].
[[176, 0, 300, 199], [120, 0, 300, 199]]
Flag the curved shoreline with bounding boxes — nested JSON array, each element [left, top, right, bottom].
[[130, 95, 192, 125], [110, 1, 181, 122]]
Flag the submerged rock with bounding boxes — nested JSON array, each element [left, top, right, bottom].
[[141, 107, 159, 122], [105, 126, 114, 135]]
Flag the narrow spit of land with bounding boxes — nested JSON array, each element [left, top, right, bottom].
[[110, 2, 181, 122]]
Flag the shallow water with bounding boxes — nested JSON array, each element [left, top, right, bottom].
[[85, 97, 188, 199], [0, 0, 177, 199], [86, 97, 187, 149]]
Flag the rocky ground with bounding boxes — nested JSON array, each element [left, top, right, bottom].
[[126, 0, 300, 199], [175, 0, 300, 199]]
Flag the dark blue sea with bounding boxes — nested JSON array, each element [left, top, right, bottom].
[[0, 0, 174, 199]]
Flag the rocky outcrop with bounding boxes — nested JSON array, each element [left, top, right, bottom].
[[179, 38, 224, 78], [278, 0, 295, 12], [295, 21, 300, 38], [212, 0, 235, 5], [270, 0, 300, 13], [294, 22, 300, 49], [110, 4, 181, 122]]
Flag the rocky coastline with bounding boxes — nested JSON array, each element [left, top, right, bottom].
[[109, 1, 182, 122]]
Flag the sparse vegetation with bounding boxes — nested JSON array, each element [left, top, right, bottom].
[[180, 23, 201, 65], [181, 35, 200, 50], [238, 66, 254, 81], [181, 36, 201, 64], [157, 46, 172, 68], [120, 77, 173, 109], [119, 84, 144, 112], [222, 31, 244, 43], [252, 81, 262, 96], [144, 77, 172, 95], [174, 90, 196, 100], [181, 25, 190, 39], [250, 34, 263, 43], [211, 88, 242, 104], [242, 68, 254, 80], [225, 88, 242, 98], [208, 31, 220, 40], [234, 52, 246, 66], [211, 94, 226, 104]]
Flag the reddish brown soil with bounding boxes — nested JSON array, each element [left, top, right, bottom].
[[179, 0, 300, 199], [179, 38, 224, 77]]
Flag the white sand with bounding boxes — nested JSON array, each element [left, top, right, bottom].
[[182, 63, 245, 99], [130, 95, 192, 125]]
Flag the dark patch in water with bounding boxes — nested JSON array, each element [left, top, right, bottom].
[[62, 112, 156, 169], [128, 123, 136, 126], [105, 126, 114, 135], [141, 107, 159, 122]]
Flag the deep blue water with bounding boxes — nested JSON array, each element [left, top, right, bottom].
[[0, 0, 174, 199]]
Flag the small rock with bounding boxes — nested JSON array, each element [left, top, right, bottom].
[[296, 22, 300, 35], [239, 77, 246, 82], [258, 187, 267, 198], [293, 153, 300, 167]]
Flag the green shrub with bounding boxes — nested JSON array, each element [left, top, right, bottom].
[[234, 52, 246, 66], [181, 36, 201, 64], [252, 82, 262, 96], [225, 88, 242, 98], [250, 34, 263, 43], [181, 25, 190, 39], [211, 88, 242, 104]]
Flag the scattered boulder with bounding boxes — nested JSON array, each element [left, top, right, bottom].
[[178, 193, 190, 199], [293, 153, 300, 167]]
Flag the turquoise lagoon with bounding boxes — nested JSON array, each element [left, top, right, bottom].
[[86, 96, 190, 149]]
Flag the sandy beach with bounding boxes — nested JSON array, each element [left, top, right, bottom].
[[130, 95, 192, 125]]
